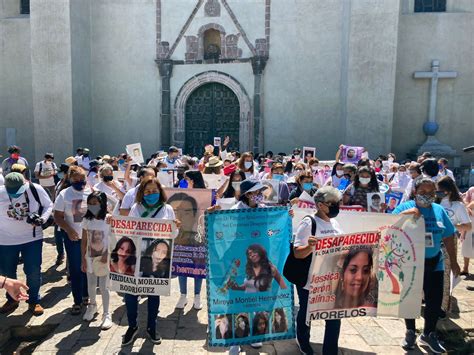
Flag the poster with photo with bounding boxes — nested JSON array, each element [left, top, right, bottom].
[[261, 179, 280, 204], [385, 192, 403, 213], [108, 216, 176, 296], [206, 207, 295, 347], [367, 193, 385, 213], [302, 147, 316, 164], [126, 143, 145, 164], [166, 188, 213, 278], [340, 145, 364, 164], [306, 214, 425, 321], [203, 174, 229, 190]]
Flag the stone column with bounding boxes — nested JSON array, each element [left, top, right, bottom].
[[251, 56, 268, 154], [157, 59, 173, 149], [30, 0, 74, 163]]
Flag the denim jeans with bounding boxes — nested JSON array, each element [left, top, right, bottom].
[[178, 276, 203, 295], [296, 285, 341, 355], [0, 239, 43, 304], [63, 235, 88, 305], [405, 270, 443, 335], [54, 226, 66, 257], [124, 294, 160, 331]]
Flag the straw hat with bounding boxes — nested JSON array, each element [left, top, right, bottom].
[[205, 156, 223, 168]]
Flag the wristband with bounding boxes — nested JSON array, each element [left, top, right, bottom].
[[1, 276, 7, 289]]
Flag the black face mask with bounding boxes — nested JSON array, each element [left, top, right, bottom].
[[103, 175, 113, 182], [327, 203, 340, 218], [343, 174, 351, 180]]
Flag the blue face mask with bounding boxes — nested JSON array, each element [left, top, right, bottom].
[[273, 174, 284, 182], [438, 164, 444, 171], [8, 192, 23, 199], [118, 159, 125, 165], [144, 193, 160, 206], [303, 182, 313, 191], [71, 181, 86, 191]]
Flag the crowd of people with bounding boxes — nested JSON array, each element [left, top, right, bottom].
[[0, 140, 472, 354]]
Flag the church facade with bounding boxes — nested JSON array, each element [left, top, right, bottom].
[[0, 0, 473, 165]]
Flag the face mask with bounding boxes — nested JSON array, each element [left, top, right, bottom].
[[438, 164, 444, 171], [118, 159, 125, 165], [11, 153, 20, 160], [83, 154, 89, 157], [416, 194, 435, 208], [71, 181, 86, 191], [88, 204, 101, 216], [359, 177, 371, 185], [294, 156, 301, 162], [8, 192, 23, 199], [303, 182, 313, 191], [327, 203, 340, 218], [103, 175, 113, 182], [244, 162, 253, 170], [336, 170, 344, 177], [250, 193, 264, 204], [232, 182, 241, 192], [311, 166, 318, 172], [272, 174, 284, 182], [144, 193, 160, 206], [388, 157, 394, 163]]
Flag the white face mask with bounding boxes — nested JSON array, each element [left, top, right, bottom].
[[359, 177, 371, 185], [232, 181, 241, 192], [244, 161, 253, 170], [336, 170, 344, 177]]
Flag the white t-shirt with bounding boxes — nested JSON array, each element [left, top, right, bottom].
[[294, 215, 343, 290], [54, 186, 92, 237], [94, 181, 124, 200], [120, 186, 138, 211], [129, 203, 176, 220], [440, 199, 470, 227], [87, 172, 99, 188], [78, 156, 91, 170], [0, 184, 53, 245], [34, 161, 57, 187], [81, 218, 110, 274], [438, 169, 455, 181]]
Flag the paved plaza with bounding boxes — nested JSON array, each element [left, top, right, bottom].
[[0, 231, 473, 354]]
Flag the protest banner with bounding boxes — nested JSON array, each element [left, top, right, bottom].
[[206, 207, 295, 347], [385, 191, 403, 213], [305, 213, 425, 321], [340, 205, 365, 212], [126, 143, 145, 164], [166, 188, 213, 278], [367, 192, 385, 213], [340, 145, 364, 164], [109, 216, 176, 296], [157, 171, 173, 188], [203, 174, 229, 190], [113, 170, 125, 181], [297, 191, 316, 209]]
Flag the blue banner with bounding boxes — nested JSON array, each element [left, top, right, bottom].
[[206, 207, 295, 347]]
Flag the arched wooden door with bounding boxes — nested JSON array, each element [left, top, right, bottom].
[[185, 82, 240, 156]]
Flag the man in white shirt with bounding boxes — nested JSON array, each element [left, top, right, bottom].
[[77, 148, 91, 171], [438, 158, 455, 181], [34, 153, 57, 200], [164, 146, 181, 170], [0, 173, 52, 316]]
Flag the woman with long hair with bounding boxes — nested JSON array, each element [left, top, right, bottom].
[[272, 308, 288, 333], [238, 152, 258, 179], [343, 166, 380, 210], [234, 314, 250, 338], [109, 237, 136, 276], [227, 244, 286, 292], [252, 312, 269, 336], [334, 246, 376, 309], [140, 239, 171, 279]]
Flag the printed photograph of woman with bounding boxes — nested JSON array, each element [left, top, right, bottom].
[[110, 236, 137, 276]]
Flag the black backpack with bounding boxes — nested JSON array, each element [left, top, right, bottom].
[[283, 215, 316, 288]]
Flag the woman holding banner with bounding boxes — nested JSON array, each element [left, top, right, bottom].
[[293, 186, 343, 355], [121, 177, 178, 347], [289, 171, 316, 204], [342, 167, 379, 210], [393, 178, 460, 354]]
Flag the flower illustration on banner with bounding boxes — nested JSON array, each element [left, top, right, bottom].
[[215, 231, 224, 240], [267, 229, 281, 237], [218, 258, 241, 295], [378, 232, 410, 295]]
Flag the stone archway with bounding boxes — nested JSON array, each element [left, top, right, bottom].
[[173, 71, 252, 153]]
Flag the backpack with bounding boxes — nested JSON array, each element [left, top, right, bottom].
[[283, 215, 317, 288]]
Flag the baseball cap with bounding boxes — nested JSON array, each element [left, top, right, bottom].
[[5, 172, 27, 195]]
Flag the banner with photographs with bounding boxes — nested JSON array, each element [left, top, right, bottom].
[[385, 191, 403, 213], [206, 207, 295, 347], [367, 192, 385, 213], [109, 216, 176, 296], [261, 180, 281, 204], [166, 188, 213, 279], [305, 213, 425, 321]]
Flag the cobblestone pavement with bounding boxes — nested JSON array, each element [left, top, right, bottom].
[[0, 231, 472, 354]]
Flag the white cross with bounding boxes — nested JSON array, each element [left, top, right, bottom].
[[413, 60, 457, 123]]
